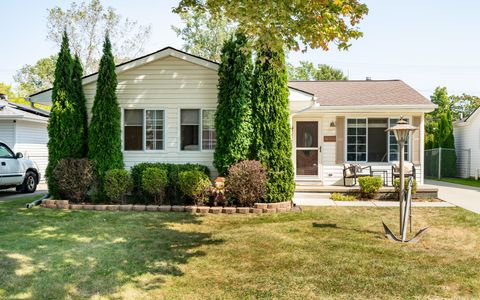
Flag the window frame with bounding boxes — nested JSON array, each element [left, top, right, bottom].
[[122, 108, 167, 153], [345, 117, 412, 164], [178, 108, 217, 152]]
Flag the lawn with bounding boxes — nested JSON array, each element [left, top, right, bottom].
[[1, 196, 479, 299], [429, 177, 480, 188]]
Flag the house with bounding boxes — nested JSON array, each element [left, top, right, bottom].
[[29, 47, 436, 186], [0, 96, 49, 181], [454, 107, 480, 179]]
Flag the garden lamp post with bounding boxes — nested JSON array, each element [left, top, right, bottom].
[[386, 117, 418, 239]]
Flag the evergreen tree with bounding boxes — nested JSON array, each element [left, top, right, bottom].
[[72, 55, 89, 156], [46, 31, 75, 197], [251, 48, 295, 202], [214, 34, 253, 175], [88, 34, 123, 182]]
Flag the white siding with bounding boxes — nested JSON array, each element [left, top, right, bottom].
[[83, 56, 218, 175], [454, 114, 480, 178], [14, 120, 49, 181], [0, 120, 15, 146]]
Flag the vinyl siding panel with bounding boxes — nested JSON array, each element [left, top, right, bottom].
[[0, 121, 15, 146], [83, 55, 218, 175], [454, 115, 480, 178]]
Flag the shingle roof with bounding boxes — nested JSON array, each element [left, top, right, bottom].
[[0, 101, 49, 121], [288, 80, 433, 106]]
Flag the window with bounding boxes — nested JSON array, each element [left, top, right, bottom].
[[346, 118, 367, 162], [202, 110, 216, 150], [346, 118, 410, 162], [181, 109, 200, 151], [0, 144, 14, 158], [124, 109, 165, 151], [124, 109, 143, 150], [389, 118, 409, 161], [146, 110, 164, 150]]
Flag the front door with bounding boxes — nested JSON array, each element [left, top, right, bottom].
[[295, 121, 321, 177]]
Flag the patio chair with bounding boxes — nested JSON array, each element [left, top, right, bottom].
[[343, 164, 373, 187], [391, 162, 416, 186]]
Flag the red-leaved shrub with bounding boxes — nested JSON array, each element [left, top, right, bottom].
[[226, 160, 267, 206]]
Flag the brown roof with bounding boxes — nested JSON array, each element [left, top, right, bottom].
[[288, 80, 432, 106]]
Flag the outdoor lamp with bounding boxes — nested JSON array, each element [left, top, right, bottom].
[[389, 117, 417, 145]]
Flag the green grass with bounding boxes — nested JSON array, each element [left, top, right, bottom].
[[429, 177, 480, 188], [1, 196, 479, 299]]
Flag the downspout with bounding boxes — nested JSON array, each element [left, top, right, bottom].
[[289, 96, 319, 125]]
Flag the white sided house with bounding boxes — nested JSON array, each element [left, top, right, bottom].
[[30, 47, 436, 186], [0, 97, 49, 181], [454, 108, 480, 179]]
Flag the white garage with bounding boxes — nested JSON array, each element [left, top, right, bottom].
[[0, 99, 49, 182]]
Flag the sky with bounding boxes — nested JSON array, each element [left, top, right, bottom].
[[1, 0, 479, 97]]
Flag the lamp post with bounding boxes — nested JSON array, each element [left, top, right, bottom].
[[386, 116, 417, 237]]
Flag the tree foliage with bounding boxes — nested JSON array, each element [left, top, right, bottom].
[[72, 55, 89, 157], [0, 83, 28, 105], [14, 55, 57, 96], [250, 49, 295, 202], [172, 9, 235, 62], [47, 32, 87, 197], [174, 0, 368, 54], [288, 61, 348, 80], [88, 34, 124, 181], [425, 87, 456, 150], [47, 0, 151, 74], [214, 34, 253, 175]]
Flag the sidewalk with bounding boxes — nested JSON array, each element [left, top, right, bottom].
[[293, 192, 455, 208], [425, 180, 480, 214]]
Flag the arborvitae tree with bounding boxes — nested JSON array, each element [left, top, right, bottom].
[[46, 31, 75, 198], [214, 34, 253, 175], [88, 34, 124, 183], [72, 55, 88, 156], [251, 48, 295, 202]]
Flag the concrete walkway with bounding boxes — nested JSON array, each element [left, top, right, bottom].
[[0, 183, 48, 202], [293, 192, 454, 208], [425, 180, 480, 214]]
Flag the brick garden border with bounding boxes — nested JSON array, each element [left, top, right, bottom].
[[41, 200, 293, 214]]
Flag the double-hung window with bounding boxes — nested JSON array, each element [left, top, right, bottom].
[[124, 109, 165, 151], [346, 118, 367, 162], [181, 109, 216, 151]]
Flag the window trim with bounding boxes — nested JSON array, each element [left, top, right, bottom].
[[344, 117, 412, 164], [122, 108, 167, 153], [178, 107, 217, 152]]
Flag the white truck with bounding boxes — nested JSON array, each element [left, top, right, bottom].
[[0, 141, 40, 193]]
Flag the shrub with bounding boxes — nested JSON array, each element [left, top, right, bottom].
[[226, 160, 267, 207], [393, 178, 417, 195], [141, 168, 168, 205], [358, 177, 383, 199], [104, 169, 133, 204], [130, 163, 210, 203], [53, 158, 95, 202], [178, 170, 211, 205], [330, 193, 357, 201]]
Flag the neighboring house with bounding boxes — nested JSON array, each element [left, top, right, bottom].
[[454, 107, 480, 179], [0, 96, 49, 181], [30, 47, 436, 186]]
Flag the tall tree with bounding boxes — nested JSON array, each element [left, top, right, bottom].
[[72, 55, 89, 157], [450, 93, 480, 120], [47, 0, 151, 74], [172, 9, 235, 62], [46, 32, 79, 197], [88, 34, 123, 183], [14, 56, 57, 96], [251, 49, 295, 202], [214, 34, 253, 175], [174, 1, 368, 54], [288, 61, 348, 80]]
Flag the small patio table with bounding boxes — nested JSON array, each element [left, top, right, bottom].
[[372, 170, 388, 186]]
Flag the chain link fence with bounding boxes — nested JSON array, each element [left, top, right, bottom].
[[424, 148, 457, 178]]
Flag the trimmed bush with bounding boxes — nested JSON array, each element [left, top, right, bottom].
[[393, 178, 417, 195], [178, 170, 211, 205], [131, 163, 210, 203], [53, 158, 95, 202], [330, 193, 356, 201], [141, 168, 168, 205], [104, 169, 133, 204], [358, 177, 383, 199], [226, 160, 267, 207]]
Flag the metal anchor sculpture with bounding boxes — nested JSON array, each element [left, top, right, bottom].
[[382, 177, 429, 243]]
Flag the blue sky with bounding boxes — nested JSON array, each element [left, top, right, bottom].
[[1, 0, 479, 97]]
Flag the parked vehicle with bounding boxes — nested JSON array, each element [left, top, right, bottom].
[[0, 141, 40, 193]]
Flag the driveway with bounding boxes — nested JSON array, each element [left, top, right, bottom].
[[0, 183, 48, 202], [425, 180, 480, 214]]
